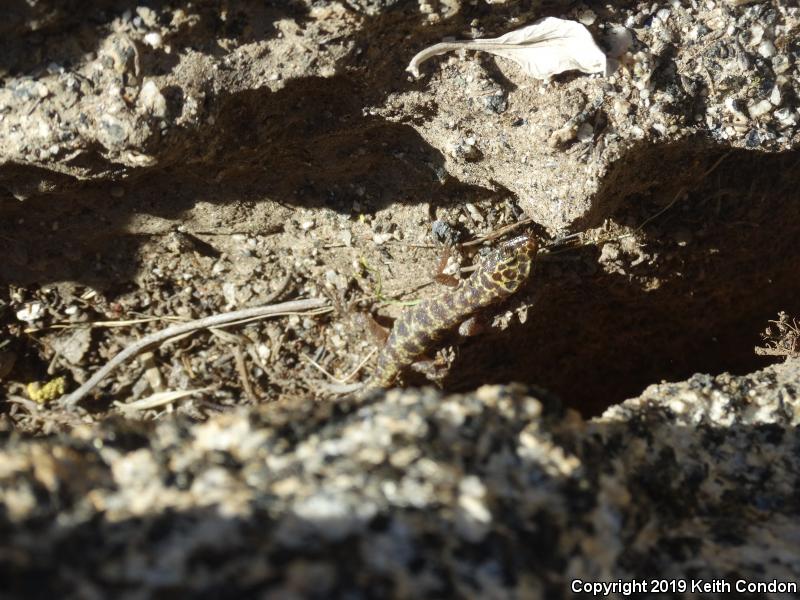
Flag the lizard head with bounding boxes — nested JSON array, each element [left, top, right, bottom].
[[481, 234, 538, 295]]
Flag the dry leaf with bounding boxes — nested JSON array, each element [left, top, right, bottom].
[[407, 17, 607, 80]]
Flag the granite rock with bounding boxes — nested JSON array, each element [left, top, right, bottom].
[[2, 360, 799, 597]]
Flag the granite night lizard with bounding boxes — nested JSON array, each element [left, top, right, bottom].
[[326, 233, 538, 392]]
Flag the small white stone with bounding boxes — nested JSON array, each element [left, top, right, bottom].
[[324, 269, 348, 290], [613, 99, 631, 115], [16, 303, 43, 322], [578, 9, 596, 25], [143, 32, 163, 49], [37, 120, 51, 138], [464, 202, 483, 222], [769, 85, 782, 106], [372, 232, 393, 245], [747, 99, 773, 119], [749, 23, 764, 46], [222, 282, 238, 307], [138, 80, 167, 118], [772, 55, 791, 74], [757, 40, 776, 59]]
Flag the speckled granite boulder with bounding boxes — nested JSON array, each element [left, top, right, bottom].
[[2, 360, 799, 598]]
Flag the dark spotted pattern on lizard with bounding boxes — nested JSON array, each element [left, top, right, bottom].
[[371, 234, 538, 388]]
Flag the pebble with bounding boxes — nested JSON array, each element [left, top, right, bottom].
[[138, 81, 167, 118], [143, 32, 163, 49], [747, 99, 773, 119], [774, 108, 798, 127], [757, 40, 777, 59], [372, 232, 393, 245], [772, 55, 790, 74], [750, 23, 764, 46], [16, 303, 43, 322], [578, 9, 597, 26], [613, 99, 632, 116], [769, 85, 782, 106], [430, 220, 459, 246], [482, 93, 507, 114], [324, 269, 348, 290]]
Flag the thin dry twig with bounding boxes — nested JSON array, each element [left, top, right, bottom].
[[462, 218, 534, 247], [6, 395, 40, 413], [232, 344, 257, 402], [60, 296, 329, 410], [755, 311, 800, 358], [301, 348, 377, 384], [25, 315, 182, 334]]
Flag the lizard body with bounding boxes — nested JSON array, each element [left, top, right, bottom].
[[370, 234, 538, 388]]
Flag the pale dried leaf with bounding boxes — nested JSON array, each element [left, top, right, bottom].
[[407, 17, 607, 80]]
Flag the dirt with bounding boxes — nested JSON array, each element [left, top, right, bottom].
[[2, 0, 800, 431]]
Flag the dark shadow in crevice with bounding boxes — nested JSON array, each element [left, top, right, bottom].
[[444, 147, 800, 416]]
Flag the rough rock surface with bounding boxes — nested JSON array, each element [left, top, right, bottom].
[[2, 360, 800, 597], [2, 1, 799, 228], [2, 1, 800, 596]]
